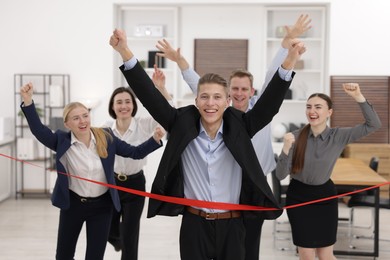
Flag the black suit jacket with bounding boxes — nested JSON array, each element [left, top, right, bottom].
[[120, 61, 293, 220]]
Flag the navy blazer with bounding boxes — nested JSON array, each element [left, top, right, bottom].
[[21, 102, 162, 211], [121, 62, 293, 220]]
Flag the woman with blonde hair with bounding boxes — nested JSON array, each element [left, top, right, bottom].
[[20, 82, 164, 260]]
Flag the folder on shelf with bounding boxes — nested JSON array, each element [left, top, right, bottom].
[[148, 51, 165, 68]]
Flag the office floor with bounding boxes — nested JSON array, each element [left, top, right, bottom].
[[0, 197, 390, 259]]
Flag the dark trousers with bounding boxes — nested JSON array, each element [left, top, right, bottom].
[[243, 217, 265, 260], [109, 171, 145, 260], [180, 211, 246, 260], [56, 190, 113, 260]]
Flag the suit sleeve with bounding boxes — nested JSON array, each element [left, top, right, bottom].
[[20, 102, 58, 151], [120, 62, 177, 132], [245, 70, 294, 137], [115, 135, 162, 159]]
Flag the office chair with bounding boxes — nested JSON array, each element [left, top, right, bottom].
[[271, 154, 293, 251], [346, 157, 390, 247], [348, 156, 380, 229]]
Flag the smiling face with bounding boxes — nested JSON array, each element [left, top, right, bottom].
[[229, 76, 255, 112], [108, 87, 138, 120], [63, 103, 91, 139], [306, 96, 333, 130], [112, 91, 134, 120], [196, 82, 230, 131]]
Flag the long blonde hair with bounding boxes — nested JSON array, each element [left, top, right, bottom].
[[63, 102, 112, 158]]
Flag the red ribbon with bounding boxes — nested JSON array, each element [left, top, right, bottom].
[[2, 153, 389, 211]]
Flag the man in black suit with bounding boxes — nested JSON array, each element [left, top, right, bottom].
[[110, 29, 305, 260]]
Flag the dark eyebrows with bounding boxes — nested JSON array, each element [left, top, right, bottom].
[[306, 103, 325, 108]]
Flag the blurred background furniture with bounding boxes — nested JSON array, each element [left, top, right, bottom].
[[271, 154, 292, 251], [332, 158, 387, 257], [348, 157, 380, 230], [346, 157, 390, 247]]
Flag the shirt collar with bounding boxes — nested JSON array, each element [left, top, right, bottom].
[[111, 119, 135, 135], [309, 125, 331, 140], [199, 120, 224, 138], [70, 130, 96, 146]]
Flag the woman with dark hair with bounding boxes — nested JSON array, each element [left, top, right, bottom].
[[105, 67, 171, 260], [276, 83, 381, 260], [19, 82, 163, 260]]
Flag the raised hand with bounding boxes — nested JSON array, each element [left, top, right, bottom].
[[152, 64, 166, 90], [153, 126, 166, 143], [156, 39, 181, 62], [20, 83, 34, 106], [282, 41, 306, 70], [342, 83, 365, 102], [282, 132, 295, 155], [109, 29, 133, 61], [152, 65, 172, 101], [156, 39, 189, 71], [282, 14, 312, 49]]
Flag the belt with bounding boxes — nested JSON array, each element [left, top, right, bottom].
[[186, 207, 241, 220], [115, 170, 144, 182], [70, 190, 109, 203]]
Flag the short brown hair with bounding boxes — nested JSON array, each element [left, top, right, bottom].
[[228, 69, 254, 87], [197, 73, 228, 95]]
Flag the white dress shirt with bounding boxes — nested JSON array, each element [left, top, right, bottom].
[[61, 131, 108, 197], [104, 117, 158, 175]]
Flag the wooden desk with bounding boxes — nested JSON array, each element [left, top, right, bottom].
[[332, 158, 386, 186], [331, 158, 388, 257]]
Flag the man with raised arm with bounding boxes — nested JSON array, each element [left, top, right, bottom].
[[110, 29, 305, 260]]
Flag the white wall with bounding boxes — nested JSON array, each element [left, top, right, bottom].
[[1, 0, 390, 126], [0, 0, 115, 126], [329, 0, 390, 76], [179, 4, 266, 95]]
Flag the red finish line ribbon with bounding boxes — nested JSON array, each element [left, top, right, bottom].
[[2, 153, 389, 211]]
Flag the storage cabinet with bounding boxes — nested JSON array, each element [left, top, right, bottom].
[[0, 139, 13, 202], [14, 74, 70, 198], [265, 5, 329, 129]]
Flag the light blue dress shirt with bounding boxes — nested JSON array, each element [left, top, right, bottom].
[[181, 47, 289, 174]]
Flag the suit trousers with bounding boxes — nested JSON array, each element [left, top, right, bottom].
[[243, 217, 265, 260], [56, 190, 113, 260], [180, 210, 245, 260], [109, 171, 145, 260]]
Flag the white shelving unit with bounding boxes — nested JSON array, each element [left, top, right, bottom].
[[114, 6, 180, 111], [14, 74, 70, 198], [113, 4, 328, 128], [264, 5, 329, 138], [0, 138, 14, 202]]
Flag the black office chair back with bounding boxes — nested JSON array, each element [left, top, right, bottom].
[[365, 156, 380, 196], [369, 156, 379, 172]]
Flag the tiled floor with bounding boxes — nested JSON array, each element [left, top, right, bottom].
[[0, 197, 390, 259]]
